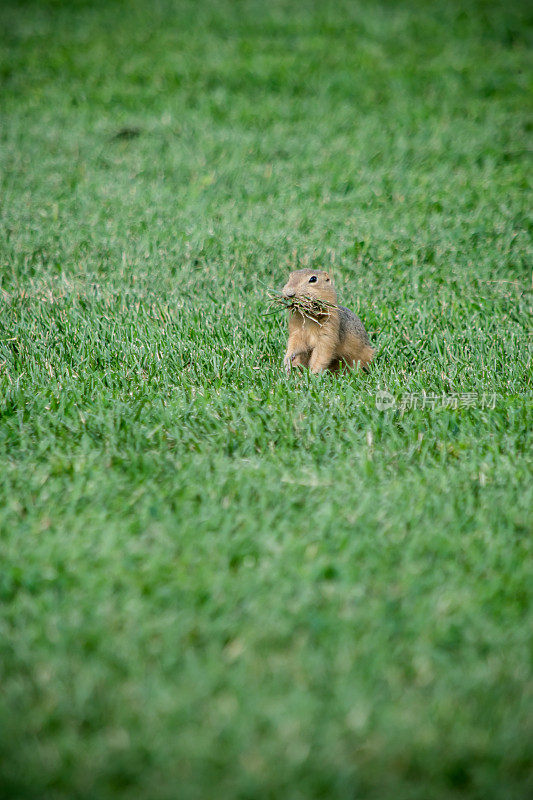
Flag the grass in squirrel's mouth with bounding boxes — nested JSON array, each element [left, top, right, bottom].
[[267, 289, 338, 321]]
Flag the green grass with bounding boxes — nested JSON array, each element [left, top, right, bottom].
[[0, 1, 532, 798]]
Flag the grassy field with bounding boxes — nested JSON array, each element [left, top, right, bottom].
[[0, 1, 532, 798]]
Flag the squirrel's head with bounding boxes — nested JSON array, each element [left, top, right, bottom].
[[282, 269, 337, 303]]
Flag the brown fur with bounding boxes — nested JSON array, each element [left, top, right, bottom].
[[282, 269, 374, 375]]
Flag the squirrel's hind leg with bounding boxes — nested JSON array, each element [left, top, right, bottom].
[[309, 346, 336, 374]]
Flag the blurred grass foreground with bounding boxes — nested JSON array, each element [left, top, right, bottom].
[[0, 1, 532, 799]]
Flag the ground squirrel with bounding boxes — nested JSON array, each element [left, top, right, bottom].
[[282, 269, 374, 375]]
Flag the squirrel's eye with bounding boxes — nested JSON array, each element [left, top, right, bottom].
[[309, 275, 317, 283]]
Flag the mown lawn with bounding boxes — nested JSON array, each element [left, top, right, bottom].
[[0, 1, 532, 798]]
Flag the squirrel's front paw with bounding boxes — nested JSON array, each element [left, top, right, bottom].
[[283, 354, 292, 377]]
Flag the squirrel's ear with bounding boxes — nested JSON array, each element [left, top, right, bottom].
[[324, 272, 330, 281]]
